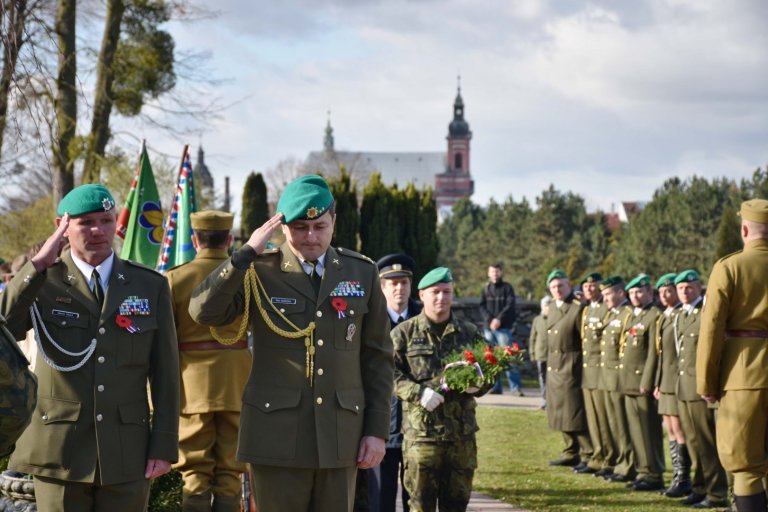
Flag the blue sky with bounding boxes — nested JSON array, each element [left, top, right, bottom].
[[125, 0, 768, 216]]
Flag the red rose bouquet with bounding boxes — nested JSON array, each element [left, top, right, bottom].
[[440, 341, 525, 393]]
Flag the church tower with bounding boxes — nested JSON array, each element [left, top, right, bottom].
[[434, 78, 474, 215]]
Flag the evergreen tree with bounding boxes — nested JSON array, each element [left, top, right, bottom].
[[714, 205, 743, 259], [241, 172, 268, 239], [360, 172, 400, 259], [415, 186, 439, 284], [327, 166, 359, 250]]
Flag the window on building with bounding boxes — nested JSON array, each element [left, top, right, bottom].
[[454, 153, 463, 170]]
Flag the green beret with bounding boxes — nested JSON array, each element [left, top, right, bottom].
[[57, 184, 116, 217], [277, 175, 334, 224], [580, 271, 602, 285], [599, 275, 624, 291], [674, 269, 700, 285], [625, 274, 651, 291], [418, 266, 453, 290], [546, 269, 567, 285], [655, 273, 677, 289], [740, 199, 768, 224], [191, 210, 234, 231]]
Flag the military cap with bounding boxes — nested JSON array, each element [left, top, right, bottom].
[[546, 269, 568, 285], [674, 269, 700, 285], [56, 184, 116, 217], [739, 199, 768, 224], [276, 175, 334, 224], [418, 266, 453, 290], [599, 275, 624, 291], [625, 274, 651, 291], [580, 271, 602, 285], [191, 210, 234, 231], [655, 273, 677, 289], [377, 253, 415, 279]]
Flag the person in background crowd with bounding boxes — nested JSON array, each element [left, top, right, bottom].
[[529, 295, 551, 410]]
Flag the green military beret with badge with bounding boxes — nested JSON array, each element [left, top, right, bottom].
[[377, 253, 415, 279], [546, 269, 568, 285], [739, 198, 768, 224], [56, 184, 116, 216], [599, 275, 624, 291], [580, 271, 602, 285], [418, 266, 453, 290], [674, 269, 700, 285], [277, 175, 335, 224], [191, 210, 234, 231], [625, 273, 651, 291], [655, 273, 678, 289]]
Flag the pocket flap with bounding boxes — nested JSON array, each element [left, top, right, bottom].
[[40, 307, 89, 329], [336, 389, 364, 414], [243, 386, 301, 413], [38, 396, 81, 424], [119, 401, 149, 425], [406, 346, 434, 357], [123, 316, 158, 332]]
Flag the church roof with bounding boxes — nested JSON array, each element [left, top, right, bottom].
[[305, 150, 445, 188]]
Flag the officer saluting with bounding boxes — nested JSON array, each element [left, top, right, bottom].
[[0, 184, 180, 511], [189, 175, 393, 512]]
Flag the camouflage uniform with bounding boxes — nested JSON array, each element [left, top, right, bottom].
[[0, 313, 37, 458], [392, 312, 487, 512]]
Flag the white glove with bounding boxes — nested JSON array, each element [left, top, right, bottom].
[[465, 386, 480, 394], [419, 387, 445, 412]]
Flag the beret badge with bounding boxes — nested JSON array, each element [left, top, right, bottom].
[[306, 207, 320, 219], [102, 197, 115, 212]]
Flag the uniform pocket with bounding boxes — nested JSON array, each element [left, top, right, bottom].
[[116, 316, 157, 367], [336, 389, 364, 461], [240, 386, 301, 460], [27, 396, 81, 469], [405, 345, 439, 381], [119, 401, 150, 475]]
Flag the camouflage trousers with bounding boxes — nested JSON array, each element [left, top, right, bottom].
[[402, 438, 476, 512]]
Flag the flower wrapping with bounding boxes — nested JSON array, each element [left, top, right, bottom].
[[440, 341, 525, 393]]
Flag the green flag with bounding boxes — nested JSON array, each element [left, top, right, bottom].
[[157, 147, 198, 272], [118, 142, 164, 266]]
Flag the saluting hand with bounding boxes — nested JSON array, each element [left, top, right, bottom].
[[245, 213, 284, 254], [31, 213, 70, 273]]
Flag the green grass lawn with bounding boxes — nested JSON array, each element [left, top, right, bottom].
[[474, 407, 684, 512]]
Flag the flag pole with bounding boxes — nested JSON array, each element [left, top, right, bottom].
[[156, 144, 190, 270]]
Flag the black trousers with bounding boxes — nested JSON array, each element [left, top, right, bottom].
[[368, 447, 409, 512]]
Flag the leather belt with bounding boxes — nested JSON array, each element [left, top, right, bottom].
[[179, 340, 248, 351], [725, 330, 768, 339]]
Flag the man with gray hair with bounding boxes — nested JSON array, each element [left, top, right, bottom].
[[529, 295, 551, 410]]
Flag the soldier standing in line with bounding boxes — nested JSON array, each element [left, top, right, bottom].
[[544, 270, 594, 469], [529, 295, 551, 410], [620, 275, 665, 491], [189, 175, 393, 511], [0, 184, 179, 511], [598, 276, 636, 483], [652, 273, 692, 499], [393, 267, 488, 512], [697, 199, 768, 512], [674, 270, 729, 509], [578, 272, 615, 477], [166, 211, 251, 512]]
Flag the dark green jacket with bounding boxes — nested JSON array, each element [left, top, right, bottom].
[[619, 304, 659, 395], [581, 302, 608, 390], [598, 303, 632, 392]]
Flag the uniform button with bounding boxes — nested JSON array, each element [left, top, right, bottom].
[[583, 350, 587, 355], [97, 385, 104, 392], [41, 414, 48, 421], [553, 330, 558, 334], [91, 338, 97, 344], [619, 364, 624, 369], [316, 311, 323, 318], [61, 321, 67, 326], [600, 351, 605, 355], [680, 347, 685, 351], [680, 358, 685, 363], [280, 308, 285, 313], [583, 363, 587, 368], [265, 403, 270, 408], [317, 339, 324, 347], [98, 327, 106, 335], [600, 363, 605, 367], [350, 310, 355, 316], [355, 405, 359, 411], [635, 370, 641, 374], [547, 366, 552, 371], [547, 330, 552, 334], [316, 397, 323, 405], [98, 356, 105, 363], [317, 368, 324, 376], [96, 414, 103, 422], [601, 341, 606, 346], [679, 370, 684, 375]]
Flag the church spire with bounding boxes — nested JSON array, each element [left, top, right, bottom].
[[324, 111, 335, 153]]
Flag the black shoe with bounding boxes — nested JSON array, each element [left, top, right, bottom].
[[572, 462, 587, 472], [574, 465, 597, 474], [663, 480, 692, 498], [548, 457, 579, 467], [690, 498, 729, 509], [594, 468, 613, 478], [681, 493, 706, 506], [608, 473, 633, 483], [633, 479, 665, 492]]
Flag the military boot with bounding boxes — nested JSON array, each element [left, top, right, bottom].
[[662, 440, 680, 497], [212, 494, 242, 512], [665, 442, 692, 498], [182, 491, 213, 512], [733, 492, 767, 512]]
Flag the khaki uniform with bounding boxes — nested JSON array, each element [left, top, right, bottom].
[[0, 252, 179, 511], [189, 244, 393, 511], [545, 297, 592, 463], [166, 247, 251, 506], [599, 303, 635, 478], [619, 304, 664, 484], [654, 306, 681, 416], [392, 312, 487, 512], [676, 301, 728, 501]]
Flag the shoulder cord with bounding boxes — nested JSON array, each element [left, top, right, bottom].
[[654, 314, 664, 354], [618, 308, 633, 359], [209, 264, 317, 385], [29, 303, 97, 372], [673, 311, 682, 356]]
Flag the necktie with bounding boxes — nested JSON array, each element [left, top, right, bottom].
[[396, 315, 405, 326], [91, 269, 104, 309], [308, 262, 321, 295]]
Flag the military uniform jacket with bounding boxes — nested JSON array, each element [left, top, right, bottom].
[[581, 302, 608, 390], [528, 314, 548, 362], [165, 248, 251, 414], [619, 304, 659, 396], [189, 244, 393, 469], [598, 303, 632, 392], [545, 297, 587, 432], [677, 301, 705, 401], [654, 306, 681, 393], [0, 252, 180, 485], [698, 240, 768, 395], [392, 312, 487, 442]]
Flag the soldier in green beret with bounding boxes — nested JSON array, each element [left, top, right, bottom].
[[598, 276, 635, 483], [166, 211, 250, 511], [619, 274, 665, 491], [0, 184, 180, 511], [544, 270, 594, 470], [392, 266, 489, 511], [190, 175, 393, 511], [652, 273, 692, 499]]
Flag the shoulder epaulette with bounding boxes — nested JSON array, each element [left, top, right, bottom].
[[336, 247, 375, 265], [124, 259, 163, 276], [260, 247, 280, 255]]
